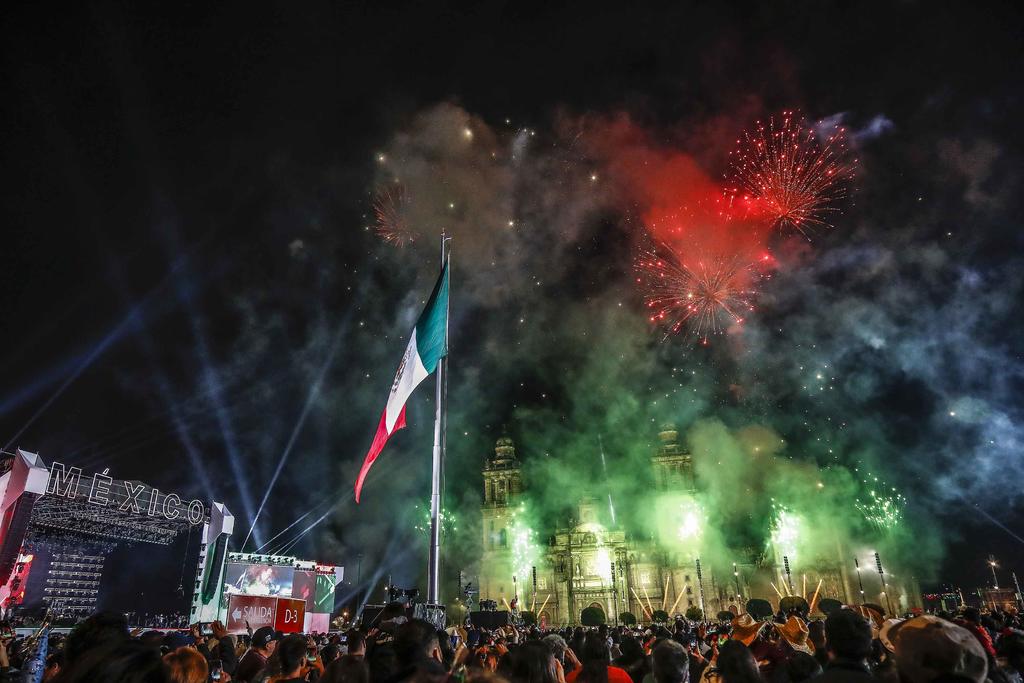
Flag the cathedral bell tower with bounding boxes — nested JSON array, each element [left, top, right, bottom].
[[651, 423, 695, 492], [479, 433, 523, 603]]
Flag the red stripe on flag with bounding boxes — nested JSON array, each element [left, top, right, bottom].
[[354, 405, 407, 503]]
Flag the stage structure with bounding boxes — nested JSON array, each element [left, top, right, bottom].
[[209, 552, 343, 634], [0, 449, 233, 620]]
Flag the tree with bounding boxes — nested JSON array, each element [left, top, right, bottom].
[[619, 612, 637, 626], [520, 611, 537, 626], [580, 606, 606, 626], [685, 606, 704, 622], [651, 609, 669, 623]]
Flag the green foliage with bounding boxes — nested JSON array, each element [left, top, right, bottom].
[[619, 612, 637, 626], [651, 609, 669, 623], [684, 606, 704, 622], [580, 606, 607, 626]]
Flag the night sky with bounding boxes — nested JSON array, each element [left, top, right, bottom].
[[3, 2, 1023, 612]]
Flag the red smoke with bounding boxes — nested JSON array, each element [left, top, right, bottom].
[[585, 115, 773, 265]]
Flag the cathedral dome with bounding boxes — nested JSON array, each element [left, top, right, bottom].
[[494, 434, 516, 462], [658, 423, 678, 444]]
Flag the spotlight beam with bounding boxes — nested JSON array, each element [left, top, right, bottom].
[[242, 315, 351, 550]]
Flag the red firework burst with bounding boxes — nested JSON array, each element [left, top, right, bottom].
[[635, 242, 769, 344], [373, 184, 415, 247], [725, 111, 856, 235]]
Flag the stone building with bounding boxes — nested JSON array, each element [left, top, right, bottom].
[[476, 425, 920, 626]]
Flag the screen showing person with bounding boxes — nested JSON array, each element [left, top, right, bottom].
[[291, 570, 315, 604], [224, 563, 295, 597]]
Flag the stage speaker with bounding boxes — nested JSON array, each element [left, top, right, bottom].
[[469, 610, 510, 629]]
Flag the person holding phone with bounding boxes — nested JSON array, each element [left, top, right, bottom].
[[193, 620, 239, 677]]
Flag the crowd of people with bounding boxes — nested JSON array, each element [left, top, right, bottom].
[[1, 602, 1022, 683]]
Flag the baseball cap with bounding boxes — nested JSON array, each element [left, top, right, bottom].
[[891, 615, 988, 683], [252, 626, 282, 649]]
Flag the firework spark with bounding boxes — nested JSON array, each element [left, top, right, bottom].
[[770, 500, 801, 562], [509, 505, 539, 583], [853, 470, 906, 533], [412, 503, 457, 537], [725, 111, 856, 235], [635, 241, 766, 343], [373, 184, 415, 246]]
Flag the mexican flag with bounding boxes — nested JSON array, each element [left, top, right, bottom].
[[354, 263, 449, 502]]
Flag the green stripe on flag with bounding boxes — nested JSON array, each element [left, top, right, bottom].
[[415, 262, 449, 372]]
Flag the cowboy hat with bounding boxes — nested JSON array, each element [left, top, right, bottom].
[[731, 614, 764, 646], [745, 599, 774, 621], [780, 596, 810, 618], [778, 615, 815, 655], [817, 598, 843, 616]]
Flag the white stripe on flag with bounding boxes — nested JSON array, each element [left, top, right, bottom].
[[384, 328, 430, 433]]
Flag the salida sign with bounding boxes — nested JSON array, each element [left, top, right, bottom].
[[225, 595, 305, 634], [45, 461, 205, 525], [226, 595, 277, 633]]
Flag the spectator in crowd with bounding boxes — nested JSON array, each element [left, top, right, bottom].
[[0, 639, 15, 683], [615, 636, 649, 683], [163, 647, 208, 683], [652, 639, 690, 683], [497, 639, 561, 683], [236, 627, 280, 683], [958, 608, 998, 658], [321, 656, 370, 683], [543, 633, 572, 673], [711, 641, 762, 683], [55, 639, 171, 683], [567, 632, 632, 683], [392, 619, 446, 683], [891, 615, 987, 683], [275, 634, 322, 683], [61, 611, 130, 670], [998, 630, 1024, 683], [193, 621, 238, 676], [779, 653, 821, 683], [814, 610, 873, 683], [805, 622, 827, 671], [366, 638, 398, 683], [321, 644, 342, 666], [43, 650, 64, 682], [346, 631, 366, 659]]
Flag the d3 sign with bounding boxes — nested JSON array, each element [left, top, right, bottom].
[[274, 598, 306, 633]]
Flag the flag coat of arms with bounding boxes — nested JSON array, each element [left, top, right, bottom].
[[354, 263, 449, 502]]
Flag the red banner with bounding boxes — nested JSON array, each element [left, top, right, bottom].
[[226, 595, 277, 634], [274, 597, 306, 633]]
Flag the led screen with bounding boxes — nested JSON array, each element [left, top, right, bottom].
[[314, 573, 336, 612], [224, 562, 294, 597], [291, 570, 316, 604]]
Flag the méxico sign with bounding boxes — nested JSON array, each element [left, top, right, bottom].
[[45, 461, 206, 525]]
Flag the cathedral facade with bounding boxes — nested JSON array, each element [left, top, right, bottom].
[[477, 425, 920, 626]]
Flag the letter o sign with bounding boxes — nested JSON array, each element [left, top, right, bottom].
[[187, 499, 205, 525]]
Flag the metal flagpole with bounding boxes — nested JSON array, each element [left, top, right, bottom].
[[428, 233, 450, 605]]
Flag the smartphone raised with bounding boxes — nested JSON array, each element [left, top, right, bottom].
[[209, 659, 223, 681]]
